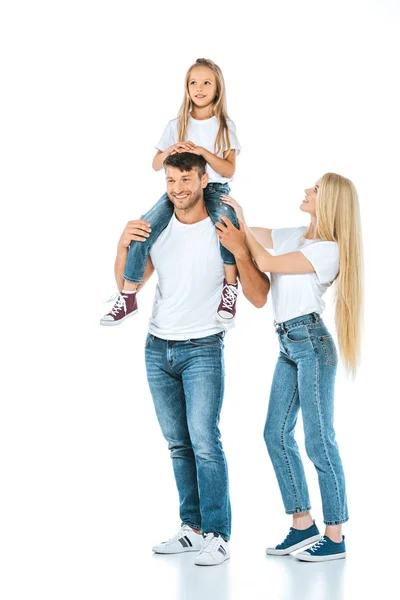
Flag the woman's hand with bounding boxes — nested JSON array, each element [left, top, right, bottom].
[[220, 195, 245, 223]]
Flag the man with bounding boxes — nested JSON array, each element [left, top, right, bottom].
[[114, 153, 269, 566]]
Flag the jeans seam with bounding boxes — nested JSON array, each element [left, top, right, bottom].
[[324, 517, 349, 525], [281, 384, 301, 511], [314, 350, 343, 522]]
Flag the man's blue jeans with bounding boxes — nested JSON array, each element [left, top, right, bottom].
[[124, 183, 238, 283], [264, 312, 349, 525], [145, 332, 231, 540]]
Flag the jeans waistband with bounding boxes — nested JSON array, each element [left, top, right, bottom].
[[274, 312, 321, 333]]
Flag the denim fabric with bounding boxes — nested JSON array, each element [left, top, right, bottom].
[[124, 183, 239, 283], [144, 332, 231, 540], [264, 312, 349, 525]]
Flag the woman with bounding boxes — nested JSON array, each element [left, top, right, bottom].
[[220, 173, 363, 561]]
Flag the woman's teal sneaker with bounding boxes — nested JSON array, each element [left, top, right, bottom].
[[266, 521, 321, 555], [296, 535, 346, 561]]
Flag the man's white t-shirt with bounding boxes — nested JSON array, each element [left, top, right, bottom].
[[148, 214, 231, 340], [271, 226, 339, 323], [156, 116, 241, 184]]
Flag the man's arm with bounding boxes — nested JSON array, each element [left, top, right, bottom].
[[235, 250, 270, 308], [216, 216, 270, 308]]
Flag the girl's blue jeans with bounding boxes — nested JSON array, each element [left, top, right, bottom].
[[124, 183, 238, 283], [264, 312, 349, 525]]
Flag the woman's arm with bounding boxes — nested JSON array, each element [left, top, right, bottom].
[[249, 227, 273, 249], [244, 225, 314, 274]]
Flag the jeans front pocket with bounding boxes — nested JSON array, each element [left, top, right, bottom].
[[285, 325, 310, 344], [145, 333, 154, 348], [319, 334, 338, 365], [189, 333, 224, 347]]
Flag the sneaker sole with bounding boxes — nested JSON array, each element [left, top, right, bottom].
[[152, 546, 200, 554], [100, 309, 138, 326], [295, 551, 346, 562], [194, 555, 230, 566], [266, 534, 322, 555], [216, 313, 234, 323]]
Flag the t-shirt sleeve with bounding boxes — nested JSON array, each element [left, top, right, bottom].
[[156, 120, 178, 151], [226, 120, 241, 155], [300, 241, 339, 284], [271, 227, 304, 253]]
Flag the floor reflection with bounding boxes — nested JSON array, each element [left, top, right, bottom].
[[265, 554, 346, 600]]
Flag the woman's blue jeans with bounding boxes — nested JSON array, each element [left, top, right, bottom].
[[144, 332, 231, 540], [264, 312, 349, 525], [124, 183, 238, 283]]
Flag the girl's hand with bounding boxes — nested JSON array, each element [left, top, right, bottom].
[[168, 142, 196, 155], [186, 144, 205, 157], [221, 195, 245, 223]]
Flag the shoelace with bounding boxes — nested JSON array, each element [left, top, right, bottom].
[[200, 533, 223, 554], [106, 292, 127, 316], [221, 284, 238, 309], [162, 525, 192, 544], [281, 528, 296, 545], [309, 537, 328, 552]]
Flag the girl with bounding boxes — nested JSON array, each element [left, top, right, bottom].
[[101, 58, 241, 326], [221, 173, 363, 561]]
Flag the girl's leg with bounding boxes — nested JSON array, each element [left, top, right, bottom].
[[204, 184, 239, 320], [204, 184, 239, 269], [123, 192, 173, 285], [100, 192, 173, 326]]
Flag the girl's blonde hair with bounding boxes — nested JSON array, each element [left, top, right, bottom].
[[177, 58, 231, 155], [304, 173, 364, 376]]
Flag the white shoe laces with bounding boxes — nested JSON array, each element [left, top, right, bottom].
[[106, 292, 127, 316], [221, 284, 238, 310], [200, 533, 224, 555], [162, 525, 193, 544], [309, 537, 327, 552]]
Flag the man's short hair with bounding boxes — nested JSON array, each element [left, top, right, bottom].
[[164, 152, 207, 178]]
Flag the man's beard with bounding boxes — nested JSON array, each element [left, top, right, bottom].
[[171, 187, 202, 213]]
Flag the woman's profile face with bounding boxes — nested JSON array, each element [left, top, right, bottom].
[[300, 179, 321, 215]]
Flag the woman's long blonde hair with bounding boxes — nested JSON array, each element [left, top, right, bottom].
[[304, 173, 363, 376], [177, 58, 231, 155]]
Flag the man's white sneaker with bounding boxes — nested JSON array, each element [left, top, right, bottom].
[[194, 533, 230, 566], [152, 525, 202, 554]]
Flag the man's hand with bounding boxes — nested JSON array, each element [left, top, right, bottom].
[[215, 216, 248, 258], [118, 217, 152, 249]]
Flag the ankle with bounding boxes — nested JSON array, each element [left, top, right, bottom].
[[123, 281, 138, 292], [292, 513, 314, 530]]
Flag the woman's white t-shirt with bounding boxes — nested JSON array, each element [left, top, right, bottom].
[[156, 115, 241, 184], [271, 226, 340, 323]]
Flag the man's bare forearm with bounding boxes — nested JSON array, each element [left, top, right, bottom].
[[235, 248, 270, 308]]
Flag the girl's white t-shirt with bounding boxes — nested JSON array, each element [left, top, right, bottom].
[[156, 115, 241, 183], [271, 226, 340, 323]]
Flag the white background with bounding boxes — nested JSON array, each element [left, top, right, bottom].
[[1, 1, 399, 599]]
